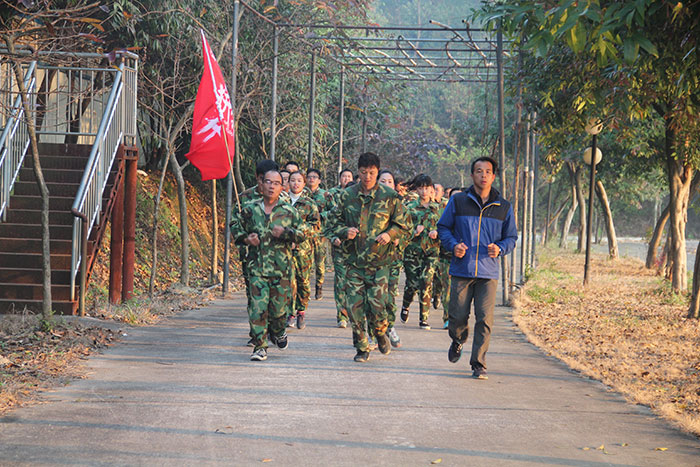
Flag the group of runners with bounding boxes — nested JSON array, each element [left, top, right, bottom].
[[230, 152, 517, 380]]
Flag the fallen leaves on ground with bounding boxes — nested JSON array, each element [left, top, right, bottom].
[[515, 248, 700, 437], [0, 317, 119, 415]]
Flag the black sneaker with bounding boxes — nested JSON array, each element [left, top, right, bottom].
[[400, 307, 409, 323], [250, 348, 267, 361], [296, 312, 306, 330], [448, 341, 462, 363], [246, 338, 255, 347], [376, 333, 391, 355], [271, 333, 288, 350], [472, 367, 488, 380], [353, 350, 370, 362], [315, 285, 323, 300], [433, 295, 440, 310], [419, 320, 431, 330]]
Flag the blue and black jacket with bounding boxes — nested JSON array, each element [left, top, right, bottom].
[[437, 186, 517, 280]]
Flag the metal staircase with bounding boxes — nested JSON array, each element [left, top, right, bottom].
[[0, 50, 138, 314]]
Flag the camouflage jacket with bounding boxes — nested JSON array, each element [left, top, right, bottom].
[[290, 192, 321, 256], [404, 199, 441, 257], [230, 199, 303, 278], [327, 182, 411, 269], [436, 198, 452, 260]]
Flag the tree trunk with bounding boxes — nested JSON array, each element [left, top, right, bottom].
[[689, 245, 700, 318], [149, 149, 170, 296], [6, 39, 52, 318], [210, 180, 219, 283], [560, 173, 578, 249], [665, 120, 692, 293], [548, 193, 571, 234], [646, 203, 670, 268], [595, 180, 618, 259], [574, 165, 586, 253], [170, 153, 190, 286], [543, 181, 553, 245]]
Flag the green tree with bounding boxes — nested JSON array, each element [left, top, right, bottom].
[[476, 1, 700, 303]]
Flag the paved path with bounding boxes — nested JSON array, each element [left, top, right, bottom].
[[1, 275, 699, 466]]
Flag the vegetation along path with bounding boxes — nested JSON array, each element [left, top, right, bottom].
[[1, 274, 699, 466]]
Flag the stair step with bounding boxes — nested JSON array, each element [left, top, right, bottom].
[[0, 223, 73, 239], [0, 283, 72, 301], [25, 156, 89, 171], [0, 252, 73, 269], [0, 299, 76, 315], [0, 268, 71, 284], [0, 238, 74, 255], [4, 209, 75, 225], [37, 142, 92, 158], [19, 167, 86, 184], [8, 196, 75, 211], [13, 181, 80, 197]]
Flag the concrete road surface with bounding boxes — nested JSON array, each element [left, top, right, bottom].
[[1, 274, 699, 466]]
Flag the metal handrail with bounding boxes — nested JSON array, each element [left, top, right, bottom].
[[69, 65, 124, 300], [0, 61, 36, 221], [70, 56, 137, 300]]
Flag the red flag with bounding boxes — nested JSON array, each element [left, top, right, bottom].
[[185, 30, 235, 180]]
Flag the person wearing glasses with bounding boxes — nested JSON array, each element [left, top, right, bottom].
[[231, 169, 304, 362]]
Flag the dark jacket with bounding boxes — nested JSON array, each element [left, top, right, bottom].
[[437, 186, 517, 280]]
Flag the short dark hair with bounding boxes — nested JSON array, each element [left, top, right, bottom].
[[289, 170, 305, 181], [378, 169, 394, 182], [357, 152, 380, 170], [307, 168, 322, 178], [256, 159, 279, 177], [471, 156, 498, 175], [339, 168, 353, 178], [284, 161, 300, 170], [279, 169, 290, 176], [263, 169, 282, 181]]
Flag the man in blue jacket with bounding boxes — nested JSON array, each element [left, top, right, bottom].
[[437, 156, 517, 380]]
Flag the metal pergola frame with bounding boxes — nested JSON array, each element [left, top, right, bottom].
[[223, 0, 521, 305]]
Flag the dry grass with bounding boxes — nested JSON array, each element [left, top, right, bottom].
[[515, 247, 700, 437]]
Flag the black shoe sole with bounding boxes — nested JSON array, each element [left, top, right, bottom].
[[353, 352, 369, 362], [377, 334, 391, 355]]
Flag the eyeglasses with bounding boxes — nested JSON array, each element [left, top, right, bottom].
[[263, 179, 282, 186]]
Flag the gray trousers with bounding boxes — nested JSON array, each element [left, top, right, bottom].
[[447, 276, 497, 369]]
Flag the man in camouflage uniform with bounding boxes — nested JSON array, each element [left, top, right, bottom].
[[324, 168, 354, 328], [288, 171, 321, 330], [237, 159, 282, 346], [377, 169, 411, 348], [306, 168, 328, 299], [231, 169, 304, 361], [431, 183, 452, 328], [328, 153, 410, 362], [401, 175, 441, 329]]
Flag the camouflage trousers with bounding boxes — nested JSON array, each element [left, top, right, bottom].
[[293, 251, 312, 313], [248, 274, 292, 350], [331, 249, 349, 324], [346, 265, 390, 352], [402, 251, 438, 321], [286, 262, 297, 318], [312, 237, 326, 288], [386, 260, 402, 327], [432, 257, 451, 322]]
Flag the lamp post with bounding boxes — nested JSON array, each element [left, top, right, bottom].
[[583, 119, 603, 286]]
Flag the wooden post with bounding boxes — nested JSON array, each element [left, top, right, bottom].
[[122, 151, 138, 301], [109, 158, 125, 304]]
